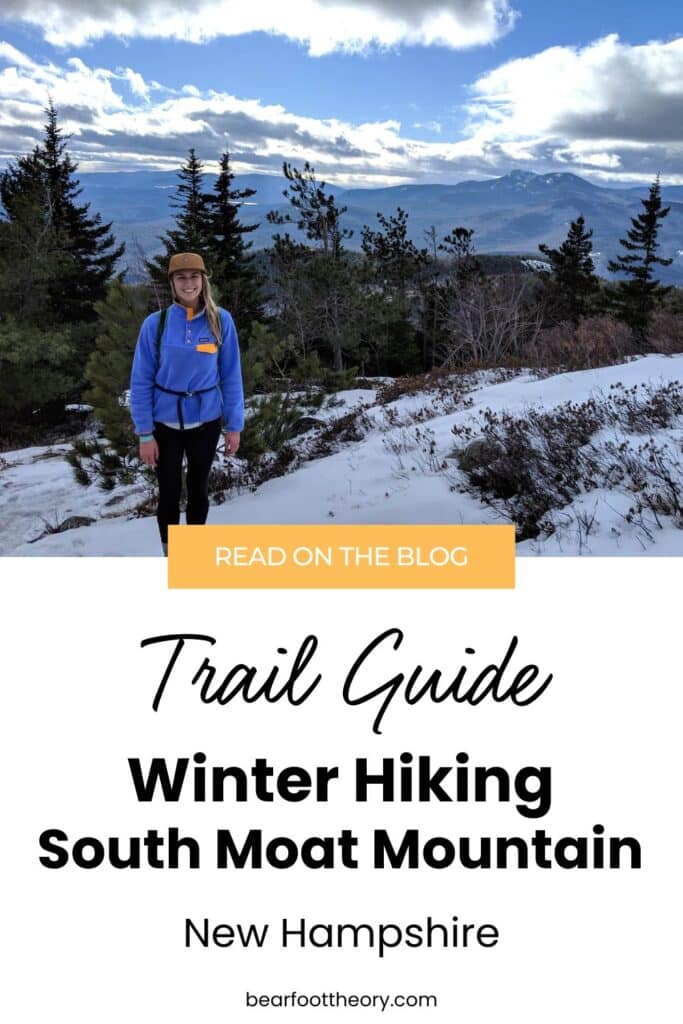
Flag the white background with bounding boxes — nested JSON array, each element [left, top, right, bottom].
[[1, 559, 680, 1022]]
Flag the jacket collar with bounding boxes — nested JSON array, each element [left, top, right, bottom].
[[172, 301, 206, 321]]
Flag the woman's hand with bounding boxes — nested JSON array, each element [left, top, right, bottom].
[[139, 438, 159, 467], [224, 431, 241, 455]]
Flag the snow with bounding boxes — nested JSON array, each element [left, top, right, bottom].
[[2, 355, 682, 558], [0, 443, 149, 554], [293, 387, 379, 423]]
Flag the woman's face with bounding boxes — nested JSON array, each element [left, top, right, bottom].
[[172, 270, 203, 308]]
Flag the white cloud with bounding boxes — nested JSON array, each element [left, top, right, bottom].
[[1, 0, 516, 51], [468, 34, 683, 150], [117, 67, 150, 101], [0, 40, 36, 67], [0, 51, 126, 112], [439, 33, 683, 181], [553, 146, 622, 170], [1, 35, 683, 184], [413, 120, 443, 133]]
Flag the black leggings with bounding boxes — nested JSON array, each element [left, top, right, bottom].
[[153, 418, 222, 543]]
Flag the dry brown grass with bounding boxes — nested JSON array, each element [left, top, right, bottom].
[[521, 316, 637, 370]]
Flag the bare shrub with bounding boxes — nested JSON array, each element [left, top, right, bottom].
[[437, 274, 543, 368], [453, 382, 683, 540], [377, 375, 430, 404], [607, 380, 683, 432], [452, 400, 605, 539], [602, 438, 683, 530], [523, 316, 636, 370], [648, 311, 683, 354], [375, 371, 467, 405]]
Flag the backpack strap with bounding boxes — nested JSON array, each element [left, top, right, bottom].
[[155, 307, 168, 368]]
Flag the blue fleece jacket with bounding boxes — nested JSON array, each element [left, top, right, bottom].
[[130, 304, 245, 435]]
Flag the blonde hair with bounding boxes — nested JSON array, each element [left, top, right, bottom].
[[170, 270, 222, 345], [201, 274, 222, 345]]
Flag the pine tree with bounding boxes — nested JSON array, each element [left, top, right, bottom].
[[0, 102, 123, 326], [84, 280, 151, 452], [209, 150, 263, 336], [434, 226, 484, 368], [0, 157, 78, 424], [270, 161, 352, 257], [267, 162, 360, 372], [147, 149, 213, 291], [418, 225, 442, 370], [439, 226, 482, 287], [42, 101, 124, 324], [0, 102, 123, 420], [539, 215, 599, 324], [360, 208, 427, 373], [608, 177, 673, 342], [0, 150, 66, 323], [0, 317, 75, 433], [361, 207, 427, 297]]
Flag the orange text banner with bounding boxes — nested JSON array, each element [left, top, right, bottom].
[[168, 524, 515, 589]]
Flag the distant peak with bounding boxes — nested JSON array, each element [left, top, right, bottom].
[[496, 169, 593, 189]]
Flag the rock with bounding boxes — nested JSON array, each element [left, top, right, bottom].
[[53, 515, 96, 533], [291, 416, 324, 437], [458, 436, 505, 471]]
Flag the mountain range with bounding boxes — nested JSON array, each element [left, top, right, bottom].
[[78, 169, 683, 283]]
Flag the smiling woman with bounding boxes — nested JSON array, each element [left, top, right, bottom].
[[129, 252, 245, 555]]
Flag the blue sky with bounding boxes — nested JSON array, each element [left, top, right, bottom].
[[1, 1, 682, 185]]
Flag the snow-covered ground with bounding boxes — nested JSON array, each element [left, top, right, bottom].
[[2, 354, 682, 557]]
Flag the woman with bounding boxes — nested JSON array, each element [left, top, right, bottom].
[[130, 252, 244, 555]]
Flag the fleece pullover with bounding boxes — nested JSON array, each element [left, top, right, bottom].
[[130, 304, 244, 435]]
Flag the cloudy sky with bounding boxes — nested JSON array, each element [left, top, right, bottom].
[[1, 0, 682, 185]]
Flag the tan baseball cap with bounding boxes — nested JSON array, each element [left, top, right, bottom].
[[168, 252, 206, 275]]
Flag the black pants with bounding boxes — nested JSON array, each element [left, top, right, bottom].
[[153, 419, 222, 543]]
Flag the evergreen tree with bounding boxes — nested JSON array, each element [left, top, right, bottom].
[[0, 317, 75, 433], [439, 226, 482, 287], [0, 102, 123, 421], [44, 102, 123, 323], [434, 226, 484, 368], [539, 215, 599, 324], [147, 149, 213, 291], [209, 150, 263, 336], [418, 225, 442, 370], [360, 208, 427, 373], [270, 161, 352, 256], [608, 177, 673, 342], [361, 207, 427, 297], [0, 150, 66, 323], [84, 280, 152, 452], [265, 231, 318, 367], [267, 162, 360, 371], [0, 102, 123, 326]]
